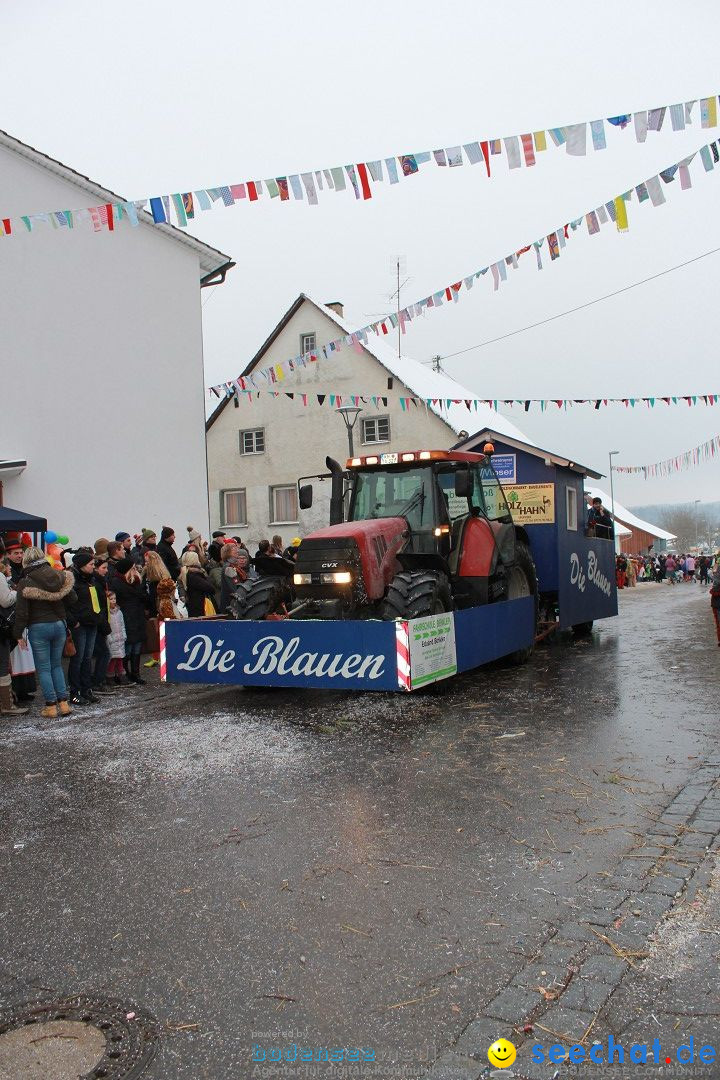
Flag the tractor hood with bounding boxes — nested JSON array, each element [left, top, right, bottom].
[[298, 518, 408, 601]]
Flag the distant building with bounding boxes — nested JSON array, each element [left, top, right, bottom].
[[0, 129, 233, 543], [585, 486, 676, 553], [205, 294, 528, 545]]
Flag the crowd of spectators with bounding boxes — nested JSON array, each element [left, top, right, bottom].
[[0, 526, 302, 718]]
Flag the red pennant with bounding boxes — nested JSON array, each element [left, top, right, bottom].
[[357, 163, 372, 200]]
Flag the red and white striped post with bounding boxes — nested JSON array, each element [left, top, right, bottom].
[[395, 620, 411, 691], [159, 620, 167, 682]]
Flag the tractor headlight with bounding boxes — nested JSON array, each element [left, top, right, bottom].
[[321, 571, 352, 585], [293, 573, 312, 586]]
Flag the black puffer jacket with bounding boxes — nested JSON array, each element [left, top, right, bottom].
[[69, 568, 108, 629], [157, 540, 180, 581], [12, 564, 77, 638], [113, 576, 151, 645]]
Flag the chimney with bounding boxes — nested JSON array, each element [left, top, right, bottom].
[[325, 300, 344, 319]]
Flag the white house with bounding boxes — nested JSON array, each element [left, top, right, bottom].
[[0, 129, 233, 545], [205, 293, 529, 545]]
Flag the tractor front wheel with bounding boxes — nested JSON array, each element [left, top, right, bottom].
[[234, 576, 291, 620], [381, 570, 452, 621]]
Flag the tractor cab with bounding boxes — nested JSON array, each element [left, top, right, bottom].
[[281, 449, 535, 625]]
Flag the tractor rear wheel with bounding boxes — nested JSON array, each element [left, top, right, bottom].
[[505, 541, 538, 665], [234, 576, 290, 620], [381, 570, 452, 621]]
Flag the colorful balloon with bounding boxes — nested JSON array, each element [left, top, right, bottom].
[[47, 543, 61, 558], [45, 530, 57, 544], [57, 535, 69, 546]]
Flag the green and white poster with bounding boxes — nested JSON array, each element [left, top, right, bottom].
[[408, 613, 457, 689]]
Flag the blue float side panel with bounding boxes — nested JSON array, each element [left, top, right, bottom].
[[163, 618, 400, 691], [454, 597, 535, 672], [557, 535, 618, 628]]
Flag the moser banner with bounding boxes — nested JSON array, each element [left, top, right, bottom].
[[408, 613, 457, 689], [489, 454, 516, 483]]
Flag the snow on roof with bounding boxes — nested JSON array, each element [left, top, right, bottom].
[[304, 295, 529, 443], [585, 486, 677, 541], [0, 129, 232, 277]]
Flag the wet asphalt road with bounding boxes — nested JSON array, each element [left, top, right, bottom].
[[1, 584, 718, 1078]]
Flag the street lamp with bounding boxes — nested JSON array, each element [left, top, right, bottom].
[[608, 451, 620, 552], [337, 405, 362, 457], [694, 499, 701, 550]]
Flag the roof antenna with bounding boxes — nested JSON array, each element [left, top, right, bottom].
[[389, 255, 408, 363]]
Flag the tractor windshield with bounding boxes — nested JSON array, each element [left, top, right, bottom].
[[350, 467, 432, 532]]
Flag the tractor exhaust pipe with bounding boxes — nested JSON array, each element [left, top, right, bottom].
[[326, 456, 345, 525]]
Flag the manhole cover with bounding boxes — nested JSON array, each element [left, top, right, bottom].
[[0, 996, 158, 1080]]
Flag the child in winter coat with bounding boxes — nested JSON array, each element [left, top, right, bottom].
[[106, 592, 128, 685]]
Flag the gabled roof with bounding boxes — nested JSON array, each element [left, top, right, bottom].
[[452, 428, 604, 480], [206, 293, 529, 441], [0, 129, 233, 278], [585, 486, 677, 541]]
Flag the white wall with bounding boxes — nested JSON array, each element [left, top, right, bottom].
[[0, 143, 212, 546], [206, 299, 458, 547]]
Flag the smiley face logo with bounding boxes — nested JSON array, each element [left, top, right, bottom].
[[488, 1038, 517, 1068]]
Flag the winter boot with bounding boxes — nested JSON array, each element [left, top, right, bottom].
[[0, 676, 29, 716], [58, 699, 72, 717], [41, 704, 59, 719]]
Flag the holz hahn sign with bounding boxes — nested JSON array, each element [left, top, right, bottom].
[[160, 599, 536, 693]]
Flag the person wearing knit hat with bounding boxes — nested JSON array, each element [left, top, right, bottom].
[[114, 532, 133, 554], [157, 527, 180, 582], [283, 537, 302, 562], [130, 529, 157, 569], [94, 538, 110, 561], [182, 526, 207, 566]]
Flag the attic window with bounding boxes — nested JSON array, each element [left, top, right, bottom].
[[387, 377, 393, 390], [300, 332, 316, 356]]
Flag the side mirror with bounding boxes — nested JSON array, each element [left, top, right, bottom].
[[454, 467, 473, 499], [298, 484, 313, 510]]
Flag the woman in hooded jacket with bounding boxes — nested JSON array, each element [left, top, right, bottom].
[[12, 547, 77, 718], [179, 552, 216, 617], [112, 559, 151, 685]]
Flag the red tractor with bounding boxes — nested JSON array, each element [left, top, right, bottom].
[[236, 447, 538, 662]]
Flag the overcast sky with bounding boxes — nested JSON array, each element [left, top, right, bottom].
[[4, 0, 720, 505]]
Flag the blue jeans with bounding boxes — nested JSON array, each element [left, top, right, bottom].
[[69, 625, 97, 694], [27, 621, 68, 704]]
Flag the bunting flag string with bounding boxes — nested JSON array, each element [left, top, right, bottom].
[[220, 388, 720, 413], [614, 433, 720, 477], [209, 137, 718, 398], [3, 92, 719, 235]]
